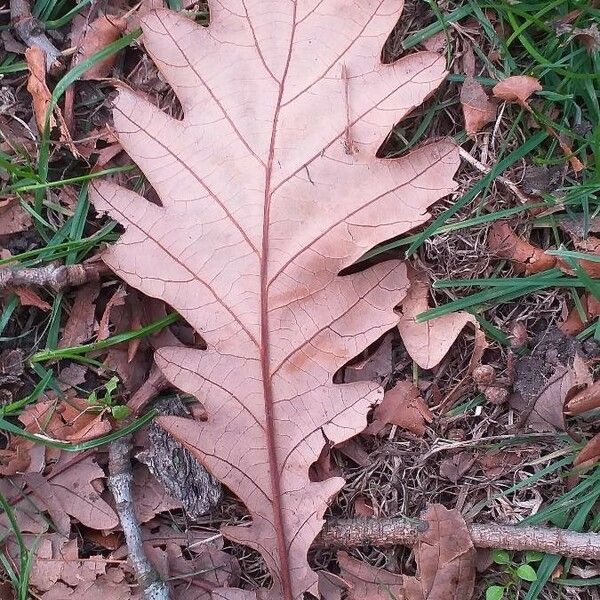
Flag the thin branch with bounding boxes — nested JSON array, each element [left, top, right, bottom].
[[0, 262, 109, 293], [108, 434, 170, 600], [10, 0, 61, 68], [317, 517, 600, 560], [458, 146, 531, 204]]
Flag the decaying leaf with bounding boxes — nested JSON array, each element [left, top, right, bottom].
[[91, 4, 459, 597], [397, 268, 477, 369], [343, 331, 394, 384], [365, 379, 433, 437], [59, 283, 100, 347], [403, 504, 476, 600], [488, 221, 556, 274], [560, 294, 600, 336], [492, 75, 542, 109], [337, 552, 404, 600], [76, 15, 127, 80], [460, 76, 497, 135], [574, 432, 600, 469], [12, 286, 51, 311], [565, 378, 600, 416], [0, 197, 32, 235]]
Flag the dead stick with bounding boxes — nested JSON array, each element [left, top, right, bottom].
[[318, 517, 600, 560], [10, 0, 61, 68], [0, 262, 109, 293], [108, 434, 170, 600]]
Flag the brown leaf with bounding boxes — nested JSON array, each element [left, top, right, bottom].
[[398, 268, 478, 369], [460, 77, 497, 135], [488, 221, 556, 274], [365, 379, 432, 437], [524, 366, 575, 432], [560, 294, 600, 335], [344, 331, 394, 384], [492, 75, 542, 109], [403, 504, 476, 600], [574, 433, 600, 469], [89, 5, 460, 596], [565, 379, 600, 416], [97, 285, 126, 340], [76, 15, 127, 80], [572, 235, 600, 278], [0, 197, 32, 235], [132, 464, 182, 523], [58, 283, 100, 347], [338, 552, 404, 600], [439, 452, 476, 484], [12, 286, 51, 310]]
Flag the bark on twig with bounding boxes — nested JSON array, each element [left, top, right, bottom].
[[10, 0, 61, 68], [0, 262, 109, 293], [108, 434, 170, 600], [318, 517, 600, 560]]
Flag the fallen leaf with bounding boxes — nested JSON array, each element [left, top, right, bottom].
[[58, 283, 100, 347], [439, 452, 476, 484], [0, 434, 34, 476], [560, 294, 600, 336], [559, 23, 600, 53], [488, 221, 556, 274], [97, 285, 127, 340], [476, 451, 523, 479], [132, 464, 183, 523], [398, 268, 478, 369], [524, 366, 575, 432], [353, 495, 375, 518], [574, 432, 600, 469], [492, 75, 542, 109], [12, 286, 51, 310], [565, 379, 600, 416], [0, 197, 32, 235], [90, 5, 460, 597], [572, 235, 600, 278], [344, 331, 394, 384], [76, 15, 127, 80], [460, 77, 497, 135], [365, 379, 433, 437], [337, 551, 404, 600], [403, 504, 476, 600]]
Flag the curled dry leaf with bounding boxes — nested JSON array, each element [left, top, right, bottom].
[[397, 268, 477, 370], [560, 294, 600, 336], [574, 432, 600, 469], [12, 286, 51, 310], [76, 15, 127, 80], [90, 4, 460, 598], [488, 221, 556, 275], [0, 197, 32, 235], [403, 504, 476, 600], [337, 551, 404, 600], [492, 75, 542, 109], [460, 76, 497, 136], [365, 379, 433, 437], [571, 235, 600, 278], [58, 282, 100, 348], [565, 379, 600, 416]]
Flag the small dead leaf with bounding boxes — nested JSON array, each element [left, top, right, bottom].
[[97, 285, 127, 340], [398, 268, 478, 369], [572, 235, 600, 278], [560, 294, 600, 336], [574, 432, 600, 469], [353, 495, 375, 518], [559, 23, 600, 53], [403, 504, 476, 600], [524, 366, 575, 432], [365, 379, 433, 437], [460, 77, 497, 135], [488, 221, 556, 274], [565, 379, 600, 416], [0, 198, 32, 235], [344, 331, 394, 384], [439, 452, 476, 484], [492, 75, 542, 109], [59, 283, 100, 348], [12, 286, 51, 311], [76, 15, 127, 80], [337, 551, 404, 600], [477, 451, 523, 479], [132, 464, 183, 523]]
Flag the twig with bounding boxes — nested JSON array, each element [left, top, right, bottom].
[[0, 262, 109, 293], [108, 434, 170, 600], [10, 0, 61, 69], [458, 146, 531, 204], [318, 517, 600, 560]]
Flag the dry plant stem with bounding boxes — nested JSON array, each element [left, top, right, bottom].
[[318, 518, 600, 560], [0, 262, 108, 292], [10, 0, 61, 68], [108, 434, 170, 600], [458, 147, 531, 204]]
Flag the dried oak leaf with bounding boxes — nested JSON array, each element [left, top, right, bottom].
[[337, 551, 404, 600], [574, 432, 600, 469], [460, 76, 497, 136], [488, 221, 556, 275], [492, 75, 542, 109], [560, 294, 600, 336], [403, 504, 476, 600], [90, 4, 459, 598], [0, 197, 32, 235], [397, 268, 477, 369]]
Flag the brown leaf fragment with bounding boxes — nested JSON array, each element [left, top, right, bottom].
[[403, 504, 476, 600], [524, 366, 575, 432], [560, 294, 600, 336], [565, 379, 600, 416], [365, 379, 433, 437], [337, 551, 404, 600], [76, 15, 127, 80], [398, 268, 478, 369], [132, 465, 183, 523], [558, 23, 600, 53], [439, 452, 476, 484], [90, 4, 461, 597], [11, 286, 51, 310], [573, 235, 600, 278], [344, 331, 394, 384], [460, 77, 497, 135], [492, 75, 542, 109], [488, 221, 556, 274], [0, 197, 32, 235], [97, 285, 127, 340], [574, 433, 600, 469], [59, 283, 100, 347]]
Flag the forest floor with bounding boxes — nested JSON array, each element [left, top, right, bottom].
[[1, 1, 600, 599]]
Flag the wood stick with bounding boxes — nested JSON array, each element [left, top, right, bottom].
[[317, 517, 600, 560], [0, 262, 109, 292]]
